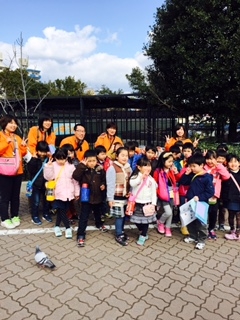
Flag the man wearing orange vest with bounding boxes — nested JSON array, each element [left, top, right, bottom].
[[60, 124, 89, 161]]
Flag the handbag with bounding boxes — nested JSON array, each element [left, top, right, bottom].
[[26, 158, 48, 197], [0, 137, 20, 176], [125, 177, 148, 216], [142, 204, 155, 216]]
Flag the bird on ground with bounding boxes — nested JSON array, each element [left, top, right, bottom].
[[34, 246, 56, 269]]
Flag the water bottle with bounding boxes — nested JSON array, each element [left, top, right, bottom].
[[81, 183, 90, 202], [26, 181, 33, 197], [46, 181, 56, 201]]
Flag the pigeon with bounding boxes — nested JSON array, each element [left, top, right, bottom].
[[34, 246, 56, 269]]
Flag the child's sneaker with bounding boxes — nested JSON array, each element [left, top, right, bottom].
[[1, 219, 16, 229], [98, 225, 108, 232], [65, 228, 72, 239], [54, 226, 62, 237], [77, 238, 85, 247], [218, 224, 225, 231], [225, 231, 240, 240], [43, 214, 52, 223], [181, 226, 189, 236], [115, 235, 128, 246], [208, 230, 217, 240], [137, 235, 146, 246], [165, 227, 172, 237], [11, 216, 20, 227], [195, 242, 205, 250], [183, 237, 196, 244], [157, 221, 165, 234], [123, 233, 130, 241], [31, 217, 42, 225]]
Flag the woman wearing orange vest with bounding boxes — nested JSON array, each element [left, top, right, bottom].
[[164, 123, 199, 151], [95, 122, 123, 151], [27, 113, 56, 156], [0, 114, 28, 229]]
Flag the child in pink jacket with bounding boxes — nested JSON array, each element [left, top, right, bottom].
[[204, 150, 230, 239], [44, 148, 80, 239]]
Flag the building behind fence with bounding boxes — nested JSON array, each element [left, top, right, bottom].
[[7, 94, 190, 147]]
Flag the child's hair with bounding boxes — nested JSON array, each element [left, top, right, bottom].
[[115, 147, 129, 157], [38, 113, 53, 134], [156, 151, 174, 169], [145, 144, 157, 153], [205, 150, 217, 160], [173, 123, 186, 139], [169, 145, 181, 154], [61, 143, 75, 154], [182, 142, 194, 152], [54, 148, 68, 160], [106, 122, 117, 133], [124, 141, 136, 151], [216, 148, 228, 158], [36, 141, 50, 153], [131, 157, 151, 178], [188, 153, 206, 166], [95, 145, 107, 155], [193, 148, 202, 155], [61, 143, 77, 163], [226, 153, 240, 163], [174, 140, 184, 148], [217, 143, 228, 152], [112, 141, 123, 151], [84, 149, 97, 159]]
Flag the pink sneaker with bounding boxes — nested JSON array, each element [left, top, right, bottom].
[[225, 232, 240, 240], [165, 227, 172, 237], [157, 221, 165, 234]]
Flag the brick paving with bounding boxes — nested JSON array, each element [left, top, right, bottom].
[[0, 184, 240, 320]]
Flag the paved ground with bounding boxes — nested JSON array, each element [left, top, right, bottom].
[[0, 183, 240, 320]]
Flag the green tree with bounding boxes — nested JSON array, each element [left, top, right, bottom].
[[133, 0, 240, 140], [48, 76, 87, 97], [97, 84, 124, 95]]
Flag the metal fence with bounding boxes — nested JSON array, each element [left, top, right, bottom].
[[8, 94, 187, 147]]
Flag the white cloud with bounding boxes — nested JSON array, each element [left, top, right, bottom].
[[0, 25, 150, 92]]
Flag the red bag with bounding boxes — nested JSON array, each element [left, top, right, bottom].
[[173, 187, 180, 206], [125, 197, 136, 216]]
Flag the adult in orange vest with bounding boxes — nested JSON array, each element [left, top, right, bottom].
[[94, 122, 123, 151], [27, 113, 56, 156], [0, 114, 28, 229], [60, 124, 89, 161], [164, 123, 199, 151]]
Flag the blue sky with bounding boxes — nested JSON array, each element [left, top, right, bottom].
[[0, 0, 165, 92]]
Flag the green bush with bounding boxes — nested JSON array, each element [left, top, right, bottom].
[[199, 138, 240, 157]]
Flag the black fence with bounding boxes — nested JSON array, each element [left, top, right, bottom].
[[7, 94, 188, 147]]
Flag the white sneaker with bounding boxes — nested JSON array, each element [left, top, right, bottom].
[[1, 219, 16, 229], [195, 242, 205, 250], [65, 228, 72, 239], [54, 226, 62, 237], [183, 237, 196, 244]]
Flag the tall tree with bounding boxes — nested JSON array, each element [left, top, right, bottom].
[[48, 76, 87, 97], [135, 0, 240, 139], [97, 85, 124, 95]]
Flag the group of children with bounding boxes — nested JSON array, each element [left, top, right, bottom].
[[27, 137, 240, 250]]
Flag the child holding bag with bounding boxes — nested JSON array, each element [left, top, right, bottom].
[[44, 148, 80, 239], [129, 158, 157, 246]]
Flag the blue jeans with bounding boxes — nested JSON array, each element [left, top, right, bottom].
[[31, 186, 49, 218], [115, 217, 126, 237]]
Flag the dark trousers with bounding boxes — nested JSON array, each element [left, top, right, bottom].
[[135, 223, 148, 237], [208, 202, 219, 231], [54, 200, 70, 229], [31, 186, 49, 218], [77, 202, 102, 239], [0, 174, 23, 221], [187, 219, 208, 243]]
